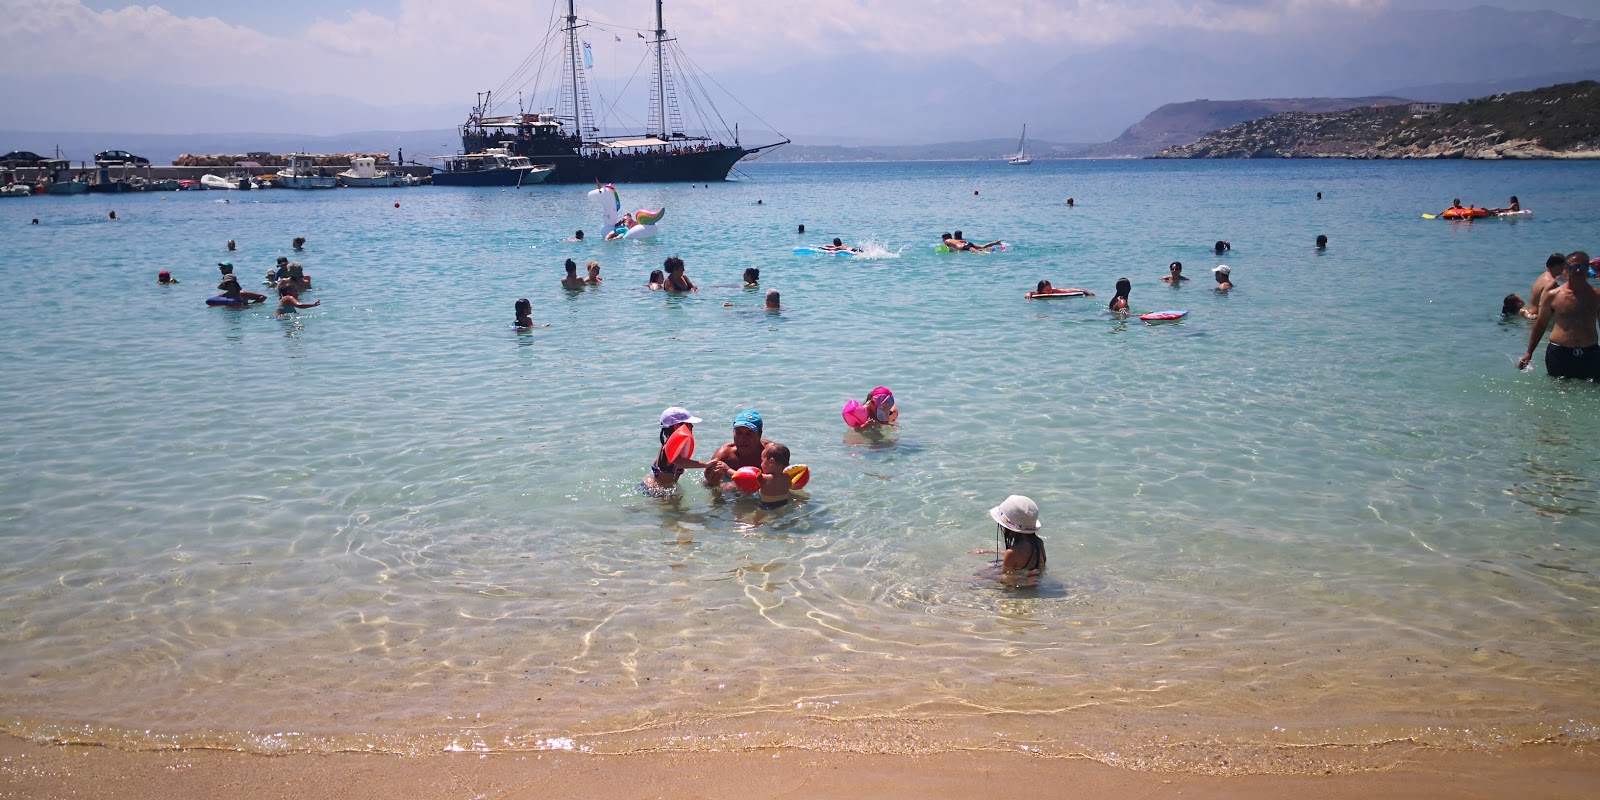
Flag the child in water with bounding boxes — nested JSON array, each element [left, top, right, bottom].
[[647, 269, 665, 290], [585, 261, 602, 285], [644, 407, 710, 495], [970, 495, 1047, 586], [757, 443, 794, 509], [157, 271, 178, 285], [862, 386, 897, 426]]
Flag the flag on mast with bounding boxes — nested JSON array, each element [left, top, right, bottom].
[[582, 40, 593, 69]]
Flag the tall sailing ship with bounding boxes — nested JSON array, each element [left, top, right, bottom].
[[453, 0, 787, 184]]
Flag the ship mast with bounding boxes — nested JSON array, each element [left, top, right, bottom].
[[654, 0, 666, 139], [566, 0, 581, 134]]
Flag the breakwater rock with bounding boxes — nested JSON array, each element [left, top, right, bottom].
[[1153, 81, 1600, 160]]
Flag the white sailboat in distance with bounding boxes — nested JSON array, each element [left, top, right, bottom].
[[1007, 124, 1033, 165]]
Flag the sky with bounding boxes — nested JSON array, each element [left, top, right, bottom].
[[7, 0, 1600, 143]]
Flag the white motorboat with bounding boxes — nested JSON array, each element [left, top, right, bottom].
[[200, 173, 252, 190], [1007, 124, 1033, 165], [0, 183, 33, 197], [278, 155, 337, 189], [337, 157, 404, 187]]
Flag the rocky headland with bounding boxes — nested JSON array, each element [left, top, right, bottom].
[[1080, 96, 1410, 158], [1152, 81, 1600, 159]]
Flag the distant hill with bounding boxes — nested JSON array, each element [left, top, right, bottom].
[[1080, 97, 1412, 158], [1384, 70, 1600, 104], [753, 138, 1092, 163], [1152, 81, 1600, 159]]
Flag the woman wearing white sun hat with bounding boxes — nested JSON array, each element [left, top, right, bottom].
[[971, 495, 1047, 584]]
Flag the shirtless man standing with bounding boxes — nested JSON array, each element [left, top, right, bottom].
[[1519, 251, 1599, 380], [704, 410, 774, 486], [1523, 253, 1567, 319]]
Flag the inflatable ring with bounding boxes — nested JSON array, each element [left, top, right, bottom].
[[206, 296, 245, 306]]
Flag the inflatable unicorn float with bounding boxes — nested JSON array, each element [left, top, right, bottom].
[[588, 181, 665, 240]]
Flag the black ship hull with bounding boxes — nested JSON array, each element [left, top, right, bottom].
[[432, 168, 551, 187], [462, 133, 749, 183]]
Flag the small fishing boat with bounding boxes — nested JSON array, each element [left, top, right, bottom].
[[277, 155, 337, 189], [337, 157, 404, 187]]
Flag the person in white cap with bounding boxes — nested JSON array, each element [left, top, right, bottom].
[[971, 495, 1046, 584], [1213, 265, 1233, 291], [644, 407, 709, 495]]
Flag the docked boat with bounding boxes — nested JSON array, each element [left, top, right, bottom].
[[432, 145, 554, 187], [278, 155, 337, 189], [200, 173, 258, 190], [40, 159, 89, 194], [452, 0, 785, 183], [0, 183, 32, 197], [338, 157, 405, 187], [1007, 124, 1033, 165]]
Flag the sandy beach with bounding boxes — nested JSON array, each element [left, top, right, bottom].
[[3, 736, 1597, 799]]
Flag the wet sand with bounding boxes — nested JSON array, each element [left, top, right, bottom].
[[3, 737, 1596, 799]]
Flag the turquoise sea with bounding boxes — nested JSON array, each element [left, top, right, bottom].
[[1, 159, 1597, 774]]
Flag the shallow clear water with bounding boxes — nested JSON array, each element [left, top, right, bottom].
[[1, 160, 1597, 773]]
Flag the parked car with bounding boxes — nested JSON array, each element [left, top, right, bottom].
[[0, 150, 46, 167], [94, 150, 151, 165]]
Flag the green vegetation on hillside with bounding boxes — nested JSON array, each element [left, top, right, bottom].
[[1384, 80, 1600, 150]]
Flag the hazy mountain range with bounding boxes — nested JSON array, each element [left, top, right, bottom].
[[3, 5, 1598, 162]]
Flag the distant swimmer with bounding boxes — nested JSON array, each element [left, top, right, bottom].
[[819, 237, 861, 254], [1317, 192, 1322, 200], [1109, 277, 1132, 315], [798, 224, 805, 234], [1213, 264, 1233, 291], [1161, 261, 1189, 283], [157, 270, 178, 285], [743, 267, 760, 287], [1316, 234, 1328, 250], [584, 260, 602, 285], [226, 239, 236, 252], [1026, 280, 1093, 299], [647, 269, 666, 290], [1502, 294, 1525, 317], [561, 258, 586, 290], [1066, 197, 1075, 207], [292, 236, 306, 252], [1213, 240, 1231, 255], [1519, 251, 1599, 380], [107, 210, 116, 220], [765, 289, 780, 310], [568, 230, 585, 242], [1525, 253, 1567, 319]]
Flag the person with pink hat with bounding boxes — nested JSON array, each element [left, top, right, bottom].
[[862, 387, 897, 427], [970, 495, 1046, 585]]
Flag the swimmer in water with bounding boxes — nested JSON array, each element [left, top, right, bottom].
[[969, 495, 1046, 587], [157, 271, 178, 285], [743, 267, 760, 287], [568, 230, 585, 242], [292, 236, 306, 252], [584, 260, 602, 285], [644, 407, 711, 495], [647, 269, 665, 290], [1490, 195, 1521, 214], [861, 386, 897, 427], [1501, 293, 1525, 317], [756, 443, 794, 509], [276, 293, 321, 317], [765, 289, 780, 310], [1026, 280, 1093, 299], [952, 229, 1002, 252], [1213, 265, 1233, 291], [1161, 262, 1189, 283], [226, 240, 236, 252], [605, 213, 636, 241], [1316, 234, 1328, 250], [514, 298, 548, 329], [1109, 277, 1132, 315], [663, 256, 697, 292], [819, 237, 860, 254], [217, 274, 266, 305], [1213, 240, 1231, 255], [561, 258, 586, 290]]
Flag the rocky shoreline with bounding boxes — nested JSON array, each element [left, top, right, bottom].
[[1153, 81, 1600, 159]]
